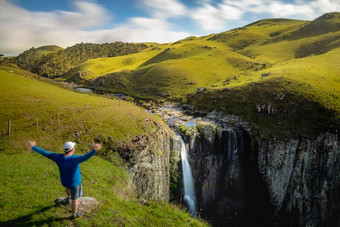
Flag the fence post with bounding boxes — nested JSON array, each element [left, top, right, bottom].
[[73, 109, 75, 118], [85, 103, 88, 112], [8, 120, 11, 135], [2, 130, 5, 150], [36, 119, 39, 132]]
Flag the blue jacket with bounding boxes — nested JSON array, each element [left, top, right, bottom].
[[32, 145, 96, 188]]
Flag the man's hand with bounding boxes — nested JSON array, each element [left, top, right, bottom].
[[26, 140, 36, 150], [93, 143, 102, 152]]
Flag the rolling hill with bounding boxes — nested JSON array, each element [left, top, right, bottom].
[[13, 12, 340, 137]]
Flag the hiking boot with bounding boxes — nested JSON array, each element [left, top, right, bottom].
[[69, 210, 84, 220]]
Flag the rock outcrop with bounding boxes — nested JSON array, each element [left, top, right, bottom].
[[54, 197, 98, 212], [114, 123, 172, 201], [257, 133, 339, 226]]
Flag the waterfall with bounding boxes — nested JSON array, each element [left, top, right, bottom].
[[227, 130, 238, 163], [179, 135, 197, 216], [233, 130, 238, 158]]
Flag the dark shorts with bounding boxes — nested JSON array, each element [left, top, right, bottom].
[[70, 183, 83, 200]]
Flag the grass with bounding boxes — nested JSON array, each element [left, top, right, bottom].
[[35, 45, 64, 56], [0, 65, 162, 149], [187, 77, 338, 138], [0, 153, 206, 226], [89, 39, 259, 99], [207, 18, 306, 51], [68, 44, 170, 80], [0, 65, 208, 226]]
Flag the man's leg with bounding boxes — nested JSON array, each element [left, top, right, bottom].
[[71, 199, 79, 214], [69, 183, 83, 219], [61, 188, 71, 205]]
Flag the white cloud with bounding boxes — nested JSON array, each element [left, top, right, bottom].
[[1, 0, 340, 56], [0, 0, 189, 56], [94, 17, 190, 44], [311, 0, 340, 13], [138, 0, 188, 18], [188, 0, 340, 32], [190, 3, 243, 32], [0, 0, 111, 55], [268, 2, 316, 18]]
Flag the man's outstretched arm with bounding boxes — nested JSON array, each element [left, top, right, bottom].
[[73, 143, 102, 164], [27, 140, 59, 162]]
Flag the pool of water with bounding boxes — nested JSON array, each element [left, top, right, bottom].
[[185, 119, 197, 128], [75, 87, 94, 93]]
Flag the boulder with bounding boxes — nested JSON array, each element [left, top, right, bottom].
[[78, 197, 98, 211], [54, 196, 98, 211]]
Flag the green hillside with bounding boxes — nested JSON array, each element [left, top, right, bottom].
[[65, 43, 170, 80], [12, 12, 340, 137], [0, 65, 206, 226], [88, 39, 260, 99], [84, 13, 339, 105], [14, 45, 63, 72], [14, 42, 148, 78], [36, 45, 64, 55]]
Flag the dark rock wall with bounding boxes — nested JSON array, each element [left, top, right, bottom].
[[176, 118, 339, 227], [257, 132, 339, 227], [182, 121, 252, 225]]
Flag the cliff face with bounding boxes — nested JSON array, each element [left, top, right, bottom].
[[177, 120, 249, 225], [115, 124, 172, 201], [110, 105, 338, 226], [257, 132, 339, 226], [176, 117, 339, 226]]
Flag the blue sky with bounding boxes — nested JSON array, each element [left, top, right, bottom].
[[1, 0, 340, 56]]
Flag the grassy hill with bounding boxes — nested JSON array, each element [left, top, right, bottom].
[[88, 38, 260, 99], [0, 64, 207, 226], [35, 45, 64, 55], [64, 43, 170, 80], [12, 12, 340, 137], [82, 12, 339, 138], [83, 13, 339, 102]]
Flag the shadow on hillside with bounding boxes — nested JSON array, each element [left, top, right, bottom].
[[1, 204, 69, 226]]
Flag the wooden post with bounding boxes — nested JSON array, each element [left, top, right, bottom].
[[85, 103, 88, 112], [36, 119, 39, 131], [8, 120, 11, 135], [96, 101, 98, 108], [73, 109, 75, 118], [2, 130, 5, 150]]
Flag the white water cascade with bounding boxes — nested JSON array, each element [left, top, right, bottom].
[[227, 130, 238, 163], [179, 135, 197, 216]]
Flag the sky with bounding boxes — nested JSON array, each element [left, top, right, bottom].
[[1, 0, 340, 56]]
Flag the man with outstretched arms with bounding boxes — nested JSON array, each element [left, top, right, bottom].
[[26, 140, 102, 219]]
